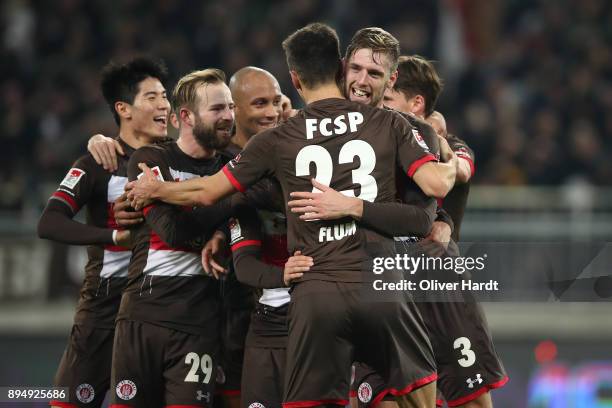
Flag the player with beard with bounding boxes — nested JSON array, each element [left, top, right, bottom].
[[379, 55, 507, 407], [38, 57, 170, 408], [109, 69, 235, 407], [127, 23, 465, 407]]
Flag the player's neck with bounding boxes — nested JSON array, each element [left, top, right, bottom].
[[231, 128, 251, 149], [301, 83, 344, 105], [176, 132, 215, 160], [119, 127, 154, 149]]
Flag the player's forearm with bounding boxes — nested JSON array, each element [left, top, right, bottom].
[[38, 203, 114, 245], [147, 200, 232, 247], [415, 161, 456, 198], [234, 249, 285, 289], [360, 201, 435, 237], [149, 178, 216, 207]]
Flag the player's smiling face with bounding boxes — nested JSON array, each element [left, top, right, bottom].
[[235, 77, 282, 137], [129, 77, 170, 138], [345, 48, 396, 108], [193, 82, 235, 148]]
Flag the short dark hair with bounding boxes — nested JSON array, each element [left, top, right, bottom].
[[394, 55, 443, 117], [100, 57, 169, 125], [282, 23, 342, 88], [345, 27, 400, 74]]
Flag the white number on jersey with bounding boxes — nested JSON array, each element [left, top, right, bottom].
[[295, 140, 378, 202]]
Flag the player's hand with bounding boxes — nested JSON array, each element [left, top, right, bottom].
[[113, 193, 144, 227], [439, 136, 455, 163], [421, 221, 450, 256], [280, 94, 298, 121], [88, 134, 125, 172], [127, 163, 161, 210], [202, 231, 228, 279], [114, 230, 132, 248], [283, 251, 313, 286], [288, 179, 362, 221]]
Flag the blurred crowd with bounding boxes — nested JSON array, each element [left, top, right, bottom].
[[1, 0, 611, 214]]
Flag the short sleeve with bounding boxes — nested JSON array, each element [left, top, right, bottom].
[[222, 130, 277, 193], [393, 113, 438, 178]]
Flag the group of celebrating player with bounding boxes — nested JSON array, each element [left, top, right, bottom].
[[38, 22, 507, 408]]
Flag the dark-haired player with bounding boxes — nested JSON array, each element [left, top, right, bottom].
[[384, 56, 473, 241], [127, 23, 460, 407], [38, 57, 170, 408], [381, 55, 507, 408], [108, 68, 236, 408]]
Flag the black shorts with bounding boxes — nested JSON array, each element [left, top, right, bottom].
[[217, 306, 251, 397], [217, 271, 254, 398], [418, 301, 508, 407], [51, 324, 114, 408], [283, 280, 436, 407], [351, 301, 507, 408], [109, 320, 219, 407], [241, 303, 288, 408]]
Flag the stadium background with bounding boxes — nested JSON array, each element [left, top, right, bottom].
[[1, 0, 611, 406]]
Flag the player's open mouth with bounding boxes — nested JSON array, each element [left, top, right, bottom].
[[258, 121, 276, 128], [351, 87, 370, 99], [154, 116, 167, 126], [216, 127, 232, 136]]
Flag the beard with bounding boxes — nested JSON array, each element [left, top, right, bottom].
[[193, 116, 232, 150]]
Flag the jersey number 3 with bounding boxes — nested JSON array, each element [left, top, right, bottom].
[[295, 140, 377, 202]]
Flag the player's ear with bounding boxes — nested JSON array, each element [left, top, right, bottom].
[[289, 71, 302, 92], [387, 69, 398, 89], [115, 101, 131, 120], [415, 95, 426, 113], [179, 108, 194, 127]]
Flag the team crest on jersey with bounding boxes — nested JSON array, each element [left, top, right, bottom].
[[358, 382, 373, 403], [412, 129, 429, 151], [116, 379, 137, 400], [229, 218, 243, 245], [60, 168, 86, 189], [75, 383, 95, 403], [137, 166, 164, 181], [248, 403, 265, 408]]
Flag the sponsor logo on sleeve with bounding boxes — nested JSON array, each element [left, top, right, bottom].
[[60, 168, 86, 189], [412, 129, 430, 151], [229, 218, 243, 245]]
